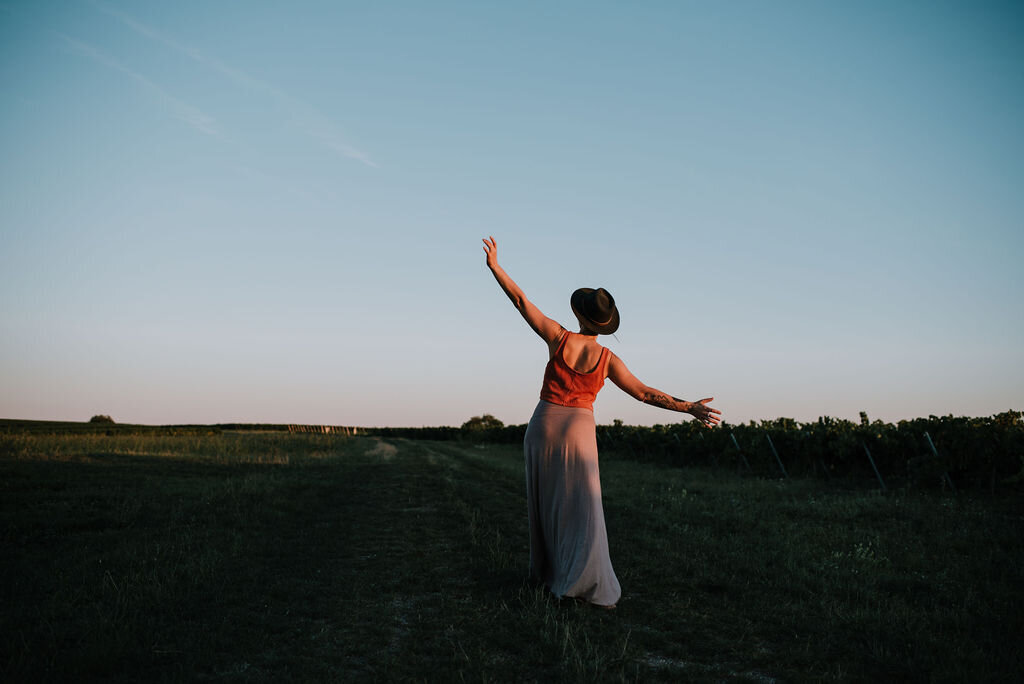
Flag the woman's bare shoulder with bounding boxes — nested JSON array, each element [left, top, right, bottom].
[[546, 326, 569, 352]]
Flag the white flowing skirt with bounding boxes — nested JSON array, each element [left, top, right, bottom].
[[523, 400, 621, 606]]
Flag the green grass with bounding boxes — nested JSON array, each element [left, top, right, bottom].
[[1, 432, 1022, 682]]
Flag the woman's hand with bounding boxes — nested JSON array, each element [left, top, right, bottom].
[[688, 398, 722, 428], [482, 236, 499, 270]]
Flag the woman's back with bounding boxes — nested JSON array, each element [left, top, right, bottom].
[[540, 331, 611, 411], [550, 331, 607, 377]]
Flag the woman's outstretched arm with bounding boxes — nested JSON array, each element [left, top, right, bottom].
[[607, 352, 722, 427], [482, 236, 563, 344]]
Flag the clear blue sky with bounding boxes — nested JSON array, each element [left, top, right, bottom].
[[2, 1, 1022, 427]]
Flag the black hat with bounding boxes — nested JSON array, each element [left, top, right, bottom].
[[570, 287, 620, 335]]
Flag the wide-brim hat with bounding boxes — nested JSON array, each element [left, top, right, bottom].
[[570, 287, 620, 335]]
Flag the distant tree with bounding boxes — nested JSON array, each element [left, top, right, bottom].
[[89, 414, 115, 424], [461, 414, 504, 431]]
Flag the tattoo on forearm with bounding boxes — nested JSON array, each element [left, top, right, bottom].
[[641, 392, 686, 411]]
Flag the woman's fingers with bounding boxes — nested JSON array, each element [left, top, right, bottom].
[[697, 398, 721, 416], [692, 398, 722, 427]]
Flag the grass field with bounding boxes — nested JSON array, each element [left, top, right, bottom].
[[2, 431, 1022, 682]]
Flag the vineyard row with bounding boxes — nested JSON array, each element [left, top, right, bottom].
[[373, 411, 1024, 493]]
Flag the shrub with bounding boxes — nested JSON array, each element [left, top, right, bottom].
[[460, 414, 504, 431], [89, 415, 115, 424]]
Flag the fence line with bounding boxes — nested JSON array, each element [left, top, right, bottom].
[[286, 425, 359, 435]]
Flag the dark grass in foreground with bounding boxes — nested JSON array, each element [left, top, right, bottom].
[[1, 433, 1022, 682]]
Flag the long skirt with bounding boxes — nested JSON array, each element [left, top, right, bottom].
[[524, 400, 621, 606]]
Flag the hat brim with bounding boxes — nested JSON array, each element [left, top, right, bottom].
[[570, 288, 620, 335]]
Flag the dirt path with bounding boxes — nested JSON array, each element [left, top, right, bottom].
[[366, 438, 398, 461]]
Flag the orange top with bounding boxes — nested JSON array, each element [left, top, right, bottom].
[[539, 331, 611, 411]]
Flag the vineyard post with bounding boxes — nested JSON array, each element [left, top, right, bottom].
[[816, 456, 831, 480], [730, 433, 752, 472], [924, 432, 957, 493], [861, 441, 887, 492], [765, 433, 788, 479]]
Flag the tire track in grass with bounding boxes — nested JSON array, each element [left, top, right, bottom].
[[318, 437, 549, 679]]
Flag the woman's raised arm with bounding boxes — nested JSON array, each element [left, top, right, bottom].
[[483, 236, 563, 344], [607, 352, 721, 427]]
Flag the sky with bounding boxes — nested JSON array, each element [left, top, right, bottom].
[[1, 1, 1022, 428]]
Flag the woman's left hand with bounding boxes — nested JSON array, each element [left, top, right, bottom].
[[688, 398, 721, 427]]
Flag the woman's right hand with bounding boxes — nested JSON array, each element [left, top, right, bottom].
[[482, 236, 499, 270]]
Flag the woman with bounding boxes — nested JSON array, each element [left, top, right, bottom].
[[482, 236, 721, 608]]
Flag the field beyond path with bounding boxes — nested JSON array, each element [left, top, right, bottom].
[[2, 432, 1022, 682]]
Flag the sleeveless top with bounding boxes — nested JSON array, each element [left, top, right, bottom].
[[539, 331, 611, 411]]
